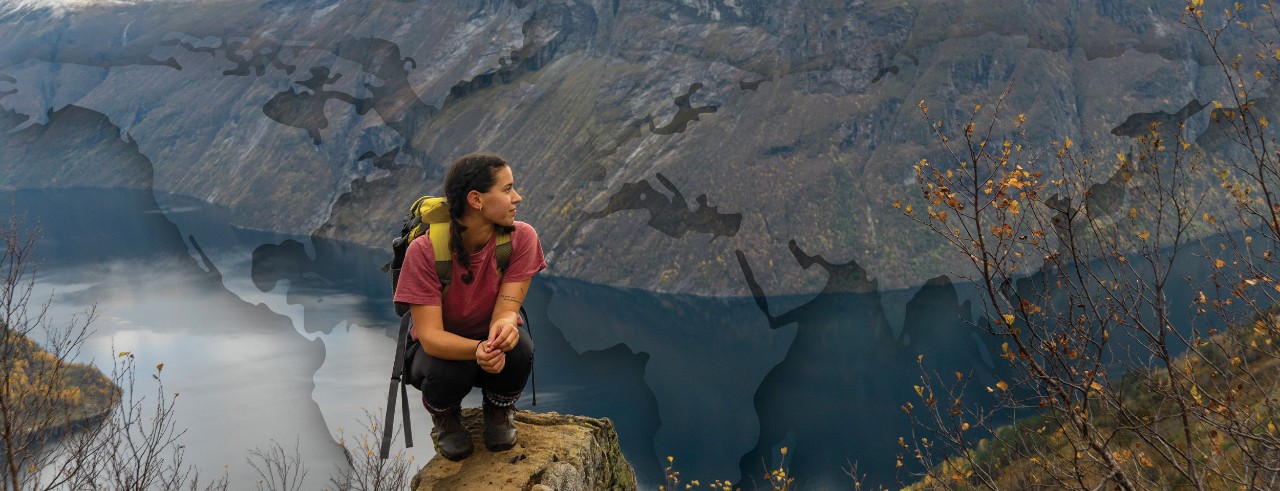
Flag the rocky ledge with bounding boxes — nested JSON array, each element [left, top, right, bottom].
[[411, 409, 637, 491]]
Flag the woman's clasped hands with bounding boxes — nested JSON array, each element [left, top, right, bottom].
[[476, 320, 519, 373]]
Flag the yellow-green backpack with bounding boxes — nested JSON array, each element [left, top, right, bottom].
[[388, 195, 513, 316]]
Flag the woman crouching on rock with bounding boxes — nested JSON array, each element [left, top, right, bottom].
[[394, 152, 547, 460]]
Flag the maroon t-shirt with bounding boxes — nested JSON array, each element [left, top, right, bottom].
[[394, 221, 547, 339]]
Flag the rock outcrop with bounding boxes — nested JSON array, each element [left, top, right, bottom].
[[411, 410, 637, 491]]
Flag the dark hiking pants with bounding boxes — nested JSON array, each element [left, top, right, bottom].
[[409, 327, 533, 413]]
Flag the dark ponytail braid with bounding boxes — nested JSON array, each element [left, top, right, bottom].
[[443, 152, 512, 284]]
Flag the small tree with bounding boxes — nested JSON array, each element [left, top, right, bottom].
[[895, 1, 1280, 486], [247, 438, 307, 491], [328, 408, 414, 491], [241, 407, 416, 491]]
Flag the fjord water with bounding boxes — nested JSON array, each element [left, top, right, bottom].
[[7, 187, 1141, 489]]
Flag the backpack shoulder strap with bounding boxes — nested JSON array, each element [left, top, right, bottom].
[[426, 224, 514, 291], [426, 221, 453, 289], [495, 229, 513, 276]]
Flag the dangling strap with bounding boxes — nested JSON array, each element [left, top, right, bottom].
[[381, 313, 415, 459], [520, 306, 535, 406], [400, 367, 412, 446]]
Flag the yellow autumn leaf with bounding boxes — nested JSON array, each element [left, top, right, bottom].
[[1216, 259, 1226, 268], [996, 380, 1009, 391], [914, 385, 924, 397], [1137, 231, 1150, 240], [1002, 313, 1015, 325]]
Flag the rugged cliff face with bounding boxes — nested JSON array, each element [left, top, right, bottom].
[[0, 0, 1242, 295]]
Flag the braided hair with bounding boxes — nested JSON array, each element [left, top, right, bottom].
[[443, 152, 515, 284]]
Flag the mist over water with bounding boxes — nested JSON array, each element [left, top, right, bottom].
[[13, 189, 403, 489]]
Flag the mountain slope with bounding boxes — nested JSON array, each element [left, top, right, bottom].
[[0, 0, 1245, 295]]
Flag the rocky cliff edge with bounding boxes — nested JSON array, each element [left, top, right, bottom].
[[411, 409, 637, 491]]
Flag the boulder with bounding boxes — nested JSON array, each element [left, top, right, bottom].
[[411, 409, 637, 491]]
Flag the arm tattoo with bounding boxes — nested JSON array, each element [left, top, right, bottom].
[[500, 294, 520, 304]]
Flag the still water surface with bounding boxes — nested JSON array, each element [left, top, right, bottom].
[[10, 188, 1030, 489]]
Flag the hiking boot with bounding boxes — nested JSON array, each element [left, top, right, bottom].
[[430, 407, 473, 460], [483, 403, 517, 451]]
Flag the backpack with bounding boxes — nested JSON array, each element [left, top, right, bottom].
[[388, 196, 514, 315], [378, 195, 532, 459]]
